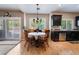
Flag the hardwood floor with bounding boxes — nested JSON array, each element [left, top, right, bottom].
[[7, 40, 79, 55]]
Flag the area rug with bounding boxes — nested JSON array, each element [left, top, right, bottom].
[[0, 41, 19, 55]]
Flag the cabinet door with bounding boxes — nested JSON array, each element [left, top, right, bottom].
[[51, 32, 59, 42], [75, 16, 79, 27], [52, 15, 62, 26]]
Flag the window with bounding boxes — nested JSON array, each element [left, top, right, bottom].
[[61, 20, 72, 30], [29, 18, 46, 30], [61, 20, 66, 30]]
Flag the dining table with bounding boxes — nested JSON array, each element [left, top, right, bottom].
[[28, 32, 46, 40], [27, 32, 46, 49]]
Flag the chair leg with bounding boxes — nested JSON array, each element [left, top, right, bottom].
[[44, 40, 49, 47], [27, 43, 30, 51], [44, 46, 46, 51], [43, 46, 46, 51], [42, 43, 46, 51], [24, 39, 28, 47], [24, 41, 26, 47], [45, 38, 49, 47]]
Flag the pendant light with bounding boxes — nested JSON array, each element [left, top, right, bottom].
[[36, 4, 40, 20]]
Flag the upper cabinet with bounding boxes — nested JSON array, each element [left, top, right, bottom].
[[51, 15, 62, 26], [75, 16, 79, 27]]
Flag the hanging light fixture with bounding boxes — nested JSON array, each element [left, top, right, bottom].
[[36, 4, 40, 20]]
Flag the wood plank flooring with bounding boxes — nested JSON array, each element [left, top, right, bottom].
[[7, 40, 79, 55]]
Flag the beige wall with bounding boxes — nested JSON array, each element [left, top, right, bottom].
[[0, 10, 23, 18], [51, 12, 79, 29], [26, 14, 49, 29], [0, 10, 24, 27]]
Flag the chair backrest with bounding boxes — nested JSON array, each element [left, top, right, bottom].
[[31, 36, 35, 41], [35, 36, 44, 47], [34, 29, 42, 32], [44, 30, 50, 38], [24, 30, 28, 39], [29, 36, 36, 46]]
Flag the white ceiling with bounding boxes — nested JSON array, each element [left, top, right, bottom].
[[0, 4, 79, 13]]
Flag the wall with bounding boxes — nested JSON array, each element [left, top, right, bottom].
[[0, 10, 23, 18], [0, 10, 24, 27], [26, 13, 49, 29]]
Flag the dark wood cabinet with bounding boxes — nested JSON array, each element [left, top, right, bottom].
[[75, 16, 79, 27], [51, 31, 59, 42], [51, 31, 79, 42], [51, 15, 62, 26], [66, 31, 79, 41]]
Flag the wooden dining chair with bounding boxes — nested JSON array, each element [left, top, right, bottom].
[[24, 30, 35, 50], [34, 29, 42, 32], [24, 30, 29, 47], [44, 30, 50, 47], [27, 36, 36, 51], [27, 36, 46, 51], [35, 36, 46, 51]]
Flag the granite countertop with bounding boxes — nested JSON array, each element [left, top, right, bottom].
[[51, 29, 79, 31]]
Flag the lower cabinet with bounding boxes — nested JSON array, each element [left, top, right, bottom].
[[51, 31, 59, 42], [51, 31, 79, 41], [66, 31, 79, 41]]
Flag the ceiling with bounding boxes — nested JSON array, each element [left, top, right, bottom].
[[0, 4, 79, 13]]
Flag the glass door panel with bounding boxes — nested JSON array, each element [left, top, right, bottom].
[[7, 20, 13, 38], [12, 20, 21, 38], [6, 18, 21, 39], [0, 19, 5, 38]]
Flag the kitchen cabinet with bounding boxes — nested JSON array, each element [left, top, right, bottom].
[[51, 15, 62, 26]]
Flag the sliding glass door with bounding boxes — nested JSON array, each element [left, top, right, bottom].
[[0, 17, 21, 40], [6, 17, 21, 40]]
